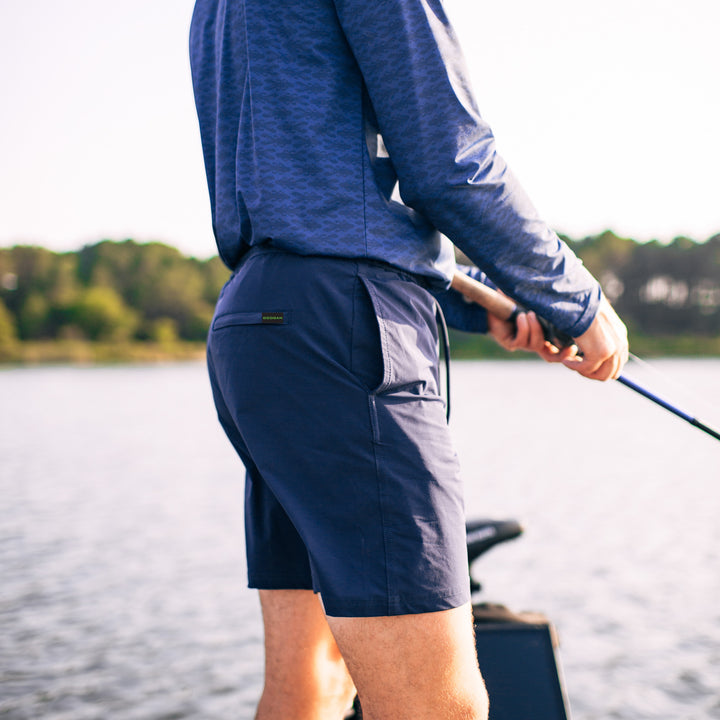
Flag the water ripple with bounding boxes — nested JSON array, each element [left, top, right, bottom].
[[2, 361, 719, 719]]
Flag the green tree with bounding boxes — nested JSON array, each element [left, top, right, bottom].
[[201, 255, 231, 304], [68, 286, 139, 341], [0, 298, 18, 354], [76, 240, 220, 341], [18, 292, 50, 339], [2, 246, 55, 319], [148, 317, 180, 344]]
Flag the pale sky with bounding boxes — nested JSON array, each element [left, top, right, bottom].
[[1, 0, 719, 259]]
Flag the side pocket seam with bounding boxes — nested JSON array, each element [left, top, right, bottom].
[[359, 276, 392, 392]]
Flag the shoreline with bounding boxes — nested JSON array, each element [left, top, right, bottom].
[[2, 334, 720, 366], [447, 331, 720, 360], [0, 340, 207, 366]]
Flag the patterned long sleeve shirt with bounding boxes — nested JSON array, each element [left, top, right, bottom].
[[189, 0, 601, 335]]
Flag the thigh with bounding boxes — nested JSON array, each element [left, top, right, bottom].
[[257, 589, 355, 719], [328, 603, 489, 720]]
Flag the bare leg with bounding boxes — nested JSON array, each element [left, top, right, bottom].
[[255, 589, 356, 720], [328, 603, 488, 720]]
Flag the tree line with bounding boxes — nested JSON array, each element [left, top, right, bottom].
[[568, 231, 720, 337], [0, 232, 719, 359], [0, 240, 229, 353]]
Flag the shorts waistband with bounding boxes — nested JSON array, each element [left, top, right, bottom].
[[237, 243, 428, 288]]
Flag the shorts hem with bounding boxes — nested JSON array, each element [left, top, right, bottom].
[[248, 576, 314, 591], [322, 587, 470, 618]]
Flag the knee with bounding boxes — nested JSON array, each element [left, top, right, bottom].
[[259, 648, 356, 720], [315, 648, 357, 708]]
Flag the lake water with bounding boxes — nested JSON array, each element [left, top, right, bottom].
[[1, 358, 719, 719]]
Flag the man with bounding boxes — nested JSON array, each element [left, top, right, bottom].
[[189, 0, 628, 718]]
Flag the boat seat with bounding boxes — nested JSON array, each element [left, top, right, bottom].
[[466, 518, 523, 593], [466, 518, 523, 564]]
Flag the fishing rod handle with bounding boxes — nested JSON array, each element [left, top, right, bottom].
[[450, 271, 516, 321], [451, 271, 576, 348]]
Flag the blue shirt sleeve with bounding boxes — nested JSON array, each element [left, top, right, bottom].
[[332, 0, 600, 337]]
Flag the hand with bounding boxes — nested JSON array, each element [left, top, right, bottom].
[[488, 310, 577, 363], [561, 295, 629, 380]]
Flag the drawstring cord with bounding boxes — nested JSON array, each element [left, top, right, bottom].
[[435, 301, 451, 422]]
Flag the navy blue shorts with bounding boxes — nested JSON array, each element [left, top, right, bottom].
[[206, 247, 469, 617]]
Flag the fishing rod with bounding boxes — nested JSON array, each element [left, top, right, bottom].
[[450, 271, 720, 444]]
